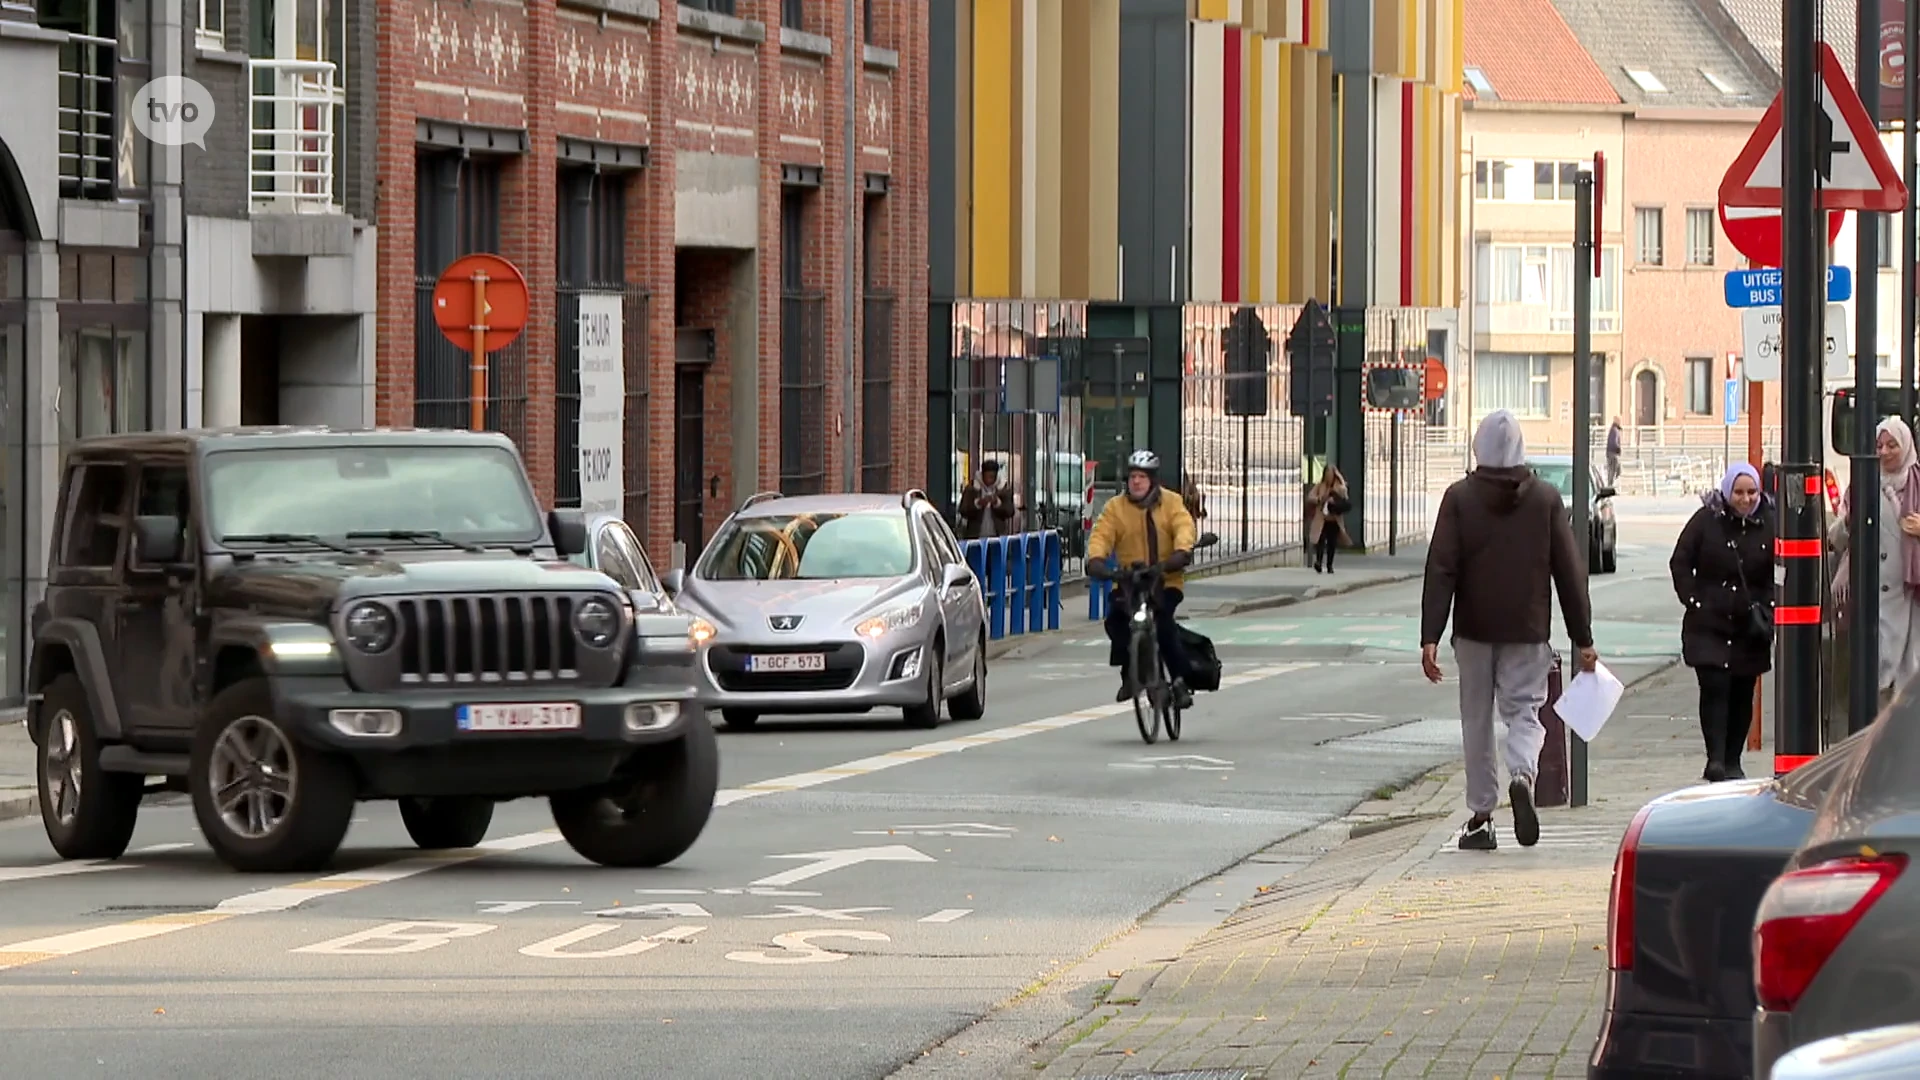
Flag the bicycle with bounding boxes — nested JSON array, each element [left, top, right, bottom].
[[1111, 533, 1219, 745]]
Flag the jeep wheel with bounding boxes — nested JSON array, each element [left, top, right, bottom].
[[720, 709, 760, 731], [37, 674, 143, 860], [948, 640, 987, 721], [191, 678, 356, 873], [550, 710, 719, 868], [902, 651, 944, 729], [398, 796, 494, 849]]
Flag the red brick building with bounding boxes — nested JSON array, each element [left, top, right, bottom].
[[374, 0, 929, 561]]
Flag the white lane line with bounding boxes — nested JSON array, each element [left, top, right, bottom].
[[920, 908, 972, 923], [713, 662, 1316, 807], [0, 861, 132, 884], [0, 662, 1318, 972]]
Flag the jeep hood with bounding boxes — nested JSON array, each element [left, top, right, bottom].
[[208, 551, 619, 619]]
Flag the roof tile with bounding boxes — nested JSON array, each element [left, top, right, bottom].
[[1464, 0, 1622, 105]]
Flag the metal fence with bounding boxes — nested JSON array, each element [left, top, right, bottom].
[[555, 285, 652, 530], [780, 292, 828, 495], [1182, 302, 1306, 564], [413, 280, 528, 452], [861, 293, 894, 493], [1358, 306, 1432, 552], [56, 33, 116, 199]]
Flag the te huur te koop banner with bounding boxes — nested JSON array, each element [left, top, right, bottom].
[[576, 293, 624, 516]]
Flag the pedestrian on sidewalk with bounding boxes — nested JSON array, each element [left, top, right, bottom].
[[1669, 463, 1774, 781], [1606, 417, 1623, 486], [1304, 466, 1351, 573], [1419, 410, 1598, 851], [958, 458, 1016, 540], [1829, 415, 1920, 713]]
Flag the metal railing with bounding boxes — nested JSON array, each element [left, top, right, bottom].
[[555, 286, 652, 533], [413, 280, 527, 452], [861, 292, 894, 493], [780, 292, 828, 495], [57, 32, 116, 199], [250, 58, 342, 209]]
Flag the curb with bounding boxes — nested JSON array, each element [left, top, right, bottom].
[[0, 792, 32, 823]]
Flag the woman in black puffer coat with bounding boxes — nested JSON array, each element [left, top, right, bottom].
[[1669, 462, 1775, 781]]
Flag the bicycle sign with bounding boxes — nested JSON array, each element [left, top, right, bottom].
[[1739, 302, 1849, 383]]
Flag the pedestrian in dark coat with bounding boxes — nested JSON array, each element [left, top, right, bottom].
[[1670, 462, 1775, 782]]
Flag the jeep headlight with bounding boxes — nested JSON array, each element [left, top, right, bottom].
[[343, 602, 396, 653], [856, 604, 924, 639], [574, 597, 620, 648]]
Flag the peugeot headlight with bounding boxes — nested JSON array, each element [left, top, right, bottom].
[[574, 597, 621, 648], [688, 617, 717, 646], [856, 604, 924, 639], [343, 602, 396, 654]]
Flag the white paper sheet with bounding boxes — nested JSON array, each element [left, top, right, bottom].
[[1558, 661, 1626, 742]]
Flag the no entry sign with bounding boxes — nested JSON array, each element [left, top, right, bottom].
[[1719, 203, 1845, 268]]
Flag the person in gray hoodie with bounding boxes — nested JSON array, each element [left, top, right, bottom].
[[1420, 410, 1598, 851]]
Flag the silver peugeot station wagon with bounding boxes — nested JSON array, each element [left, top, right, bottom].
[[659, 490, 989, 731]]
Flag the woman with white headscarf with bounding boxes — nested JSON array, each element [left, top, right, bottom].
[[1830, 415, 1920, 709], [1670, 462, 1774, 781]]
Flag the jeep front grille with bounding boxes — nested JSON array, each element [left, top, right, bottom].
[[396, 594, 582, 684]]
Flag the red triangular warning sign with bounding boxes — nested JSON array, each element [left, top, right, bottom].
[[1719, 42, 1908, 212]]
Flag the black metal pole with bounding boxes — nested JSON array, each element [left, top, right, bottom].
[[1779, 0, 1827, 769], [1240, 415, 1250, 555], [1905, 0, 1919, 423], [1853, 0, 1885, 735], [1389, 410, 1400, 555], [1572, 167, 1594, 809]]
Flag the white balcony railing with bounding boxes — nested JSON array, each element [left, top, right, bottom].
[[249, 58, 343, 211], [1475, 303, 1619, 336], [57, 32, 117, 199]]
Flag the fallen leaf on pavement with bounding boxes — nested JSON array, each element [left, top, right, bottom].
[[1109, 970, 1124, 978], [1422, 1009, 1435, 1015], [1252, 1015, 1267, 1022], [1047, 836, 1061, 842], [662, 1019, 673, 1024], [153, 1008, 165, 1016]]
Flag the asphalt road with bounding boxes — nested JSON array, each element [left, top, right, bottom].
[[0, 516, 1687, 1080]]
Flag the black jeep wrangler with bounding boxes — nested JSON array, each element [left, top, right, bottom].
[[24, 427, 717, 873]]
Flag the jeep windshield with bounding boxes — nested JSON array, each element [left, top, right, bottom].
[[698, 512, 914, 580], [204, 445, 545, 547]]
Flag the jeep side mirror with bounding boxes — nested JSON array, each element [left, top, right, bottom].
[[134, 515, 184, 565], [661, 568, 685, 596], [548, 509, 588, 558]]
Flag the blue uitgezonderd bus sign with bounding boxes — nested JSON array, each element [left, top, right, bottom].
[[1723, 266, 1852, 308]]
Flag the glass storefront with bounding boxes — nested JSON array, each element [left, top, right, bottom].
[[1, 231, 23, 701], [57, 248, 149, 448]]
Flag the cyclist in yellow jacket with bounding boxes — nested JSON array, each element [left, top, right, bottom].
[[1086, 450, 1198, 708]]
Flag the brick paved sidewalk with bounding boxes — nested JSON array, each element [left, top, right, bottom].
[[1022, 662, 1734, 1080]]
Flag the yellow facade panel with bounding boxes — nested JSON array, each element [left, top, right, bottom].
[[1035, 0, 1063, 298], [1087, 0, 1121, 299], [971, 0, 1015, 297]]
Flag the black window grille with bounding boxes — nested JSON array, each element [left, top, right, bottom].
[[556, 167, 644, 527], [781, 0, 802, 30], [779, 188, 826, 494], [413, 151, 525, 451], [680, 0, 734, 14], [860, 293, 893, 492]]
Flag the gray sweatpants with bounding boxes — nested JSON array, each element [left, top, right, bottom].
[[1453, 638, 1554, 815]]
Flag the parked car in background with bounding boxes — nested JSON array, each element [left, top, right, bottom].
[[1527, 454, 1618, 574], [1772, 1023, 1920, 1079], [661, 490, 989, 731]]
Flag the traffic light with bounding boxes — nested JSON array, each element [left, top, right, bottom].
[[1286, 301, 1337, 417], [1224, 306, 1270, 417]]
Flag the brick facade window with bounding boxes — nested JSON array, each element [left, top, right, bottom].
[[413, 150, 526, 450], [1684, 208, 1715, 267], [1634, 206, 1663, 266], [555, 165, 650, 536], [781, 0, 802, 31], [1685, 356, 1712, 415], [680, 0, 735, 16], [779, 186, 827, 496]]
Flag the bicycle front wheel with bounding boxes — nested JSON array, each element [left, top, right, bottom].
[[1131, 633, 1160, 744]]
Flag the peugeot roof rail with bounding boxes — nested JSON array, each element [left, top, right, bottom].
[[738, 490, 785, 513], [901, 488, 930, 509]]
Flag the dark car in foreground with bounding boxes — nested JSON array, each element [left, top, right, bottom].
[[25, 427, 715, 874]]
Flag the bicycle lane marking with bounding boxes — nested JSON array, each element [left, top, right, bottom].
[[0, 662, 1317, 972]]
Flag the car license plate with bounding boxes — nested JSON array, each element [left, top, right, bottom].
[[747, 653, 826, 673], [456, 702, 582, 732]]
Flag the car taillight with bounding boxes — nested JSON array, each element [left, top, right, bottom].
[[1606, 803, 1657, 971], [1824, 469, 1841, 515], [1754, 853, 1907, 1012]]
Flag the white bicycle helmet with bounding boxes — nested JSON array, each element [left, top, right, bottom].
[[1126, 449, 1161, 474]]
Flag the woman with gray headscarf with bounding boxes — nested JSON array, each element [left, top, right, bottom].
[[1829, 415, 1920, 709], [1670, 462, 1774, 781]]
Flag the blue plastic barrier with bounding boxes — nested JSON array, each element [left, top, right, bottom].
[[959, 531, 1063, 641], [1088, 555, 1116, 622]]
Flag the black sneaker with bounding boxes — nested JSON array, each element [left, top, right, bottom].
[[1116, 680, 1131, 703], [1509, 775, 1540, 848], [1172, 679, 1194, 710], [1459, 817, 1497, 851]]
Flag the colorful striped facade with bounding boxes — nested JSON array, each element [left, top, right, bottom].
[[932, 0, 1464, 310]]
